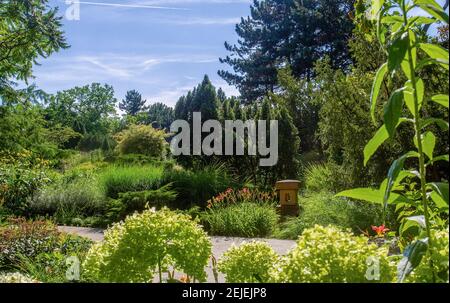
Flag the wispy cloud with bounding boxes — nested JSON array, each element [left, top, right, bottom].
[[70, 1, 190, 10], [136, 0, 251, 5], [35, 53, 219, 82]]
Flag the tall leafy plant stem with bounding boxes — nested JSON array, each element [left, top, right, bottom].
[[400, 0, 435, 282]]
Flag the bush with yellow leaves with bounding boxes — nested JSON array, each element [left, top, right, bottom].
[[83, 208, 211, 282]]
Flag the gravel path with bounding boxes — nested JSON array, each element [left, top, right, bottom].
[[58, 226, 296, 283]]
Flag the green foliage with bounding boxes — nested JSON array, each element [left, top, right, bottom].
[[99, 165, 163, 199], [16, 233, 93, 283], [0, 151, 52, 213], [83, 208, 212, 282], [0, 102, 53, 154], [338, 0, 449, 282], [218, 0, 354, 102], [119, 90, 146, 116], [28, 178, 106, 224], [145, 102, 175, 129], [314, 57, 398, 188], [272, 67, 318, 154], [45, 83, 117, 137], [274, 191, 389, 240], [202, 202, 278, 238], [0, 218, 61, 268], [174, 75, 220, 121], [162, 165, 236, 208], [275, 225, 396, 283], [303, 163, 334, 193], [108, 184, 177, 220], [104, 153, 163, 166], [0, 0, 67, 96], [114, 124, 168, 159], [405, 228, 449, 283], [44, 125, 82, 149], [218, 241, 279, 283]]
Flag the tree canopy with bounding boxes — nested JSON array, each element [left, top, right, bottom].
[[219, 0, 354, 103], [0, 0, 68, 101]]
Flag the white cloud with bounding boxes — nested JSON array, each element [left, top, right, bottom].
[[70, 1, 190, 10], [136, 0, 251, 5], [44, 53, 219, 80]]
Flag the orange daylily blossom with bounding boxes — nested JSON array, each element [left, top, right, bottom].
[[371, 224, 390, 237], [180, 275, 190, 283]]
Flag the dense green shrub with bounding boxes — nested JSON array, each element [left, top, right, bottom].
[[99, 165, 163, 198], [107, 184, 177, 220], [83, 208, 212, 282], [203, 203, 278, 237], [78, 132, 115, 152], [405, 229, 449, 283], [0, 218, 61, 268], [28, 179, 106, 222], [162, 165, 237, 208], [17, 234, 93, 283], [275, 225, 396, 283], [218, 241, 279, 283], [274, 191, 390, 239], [104, 153, 164, 166], [0, 152, 52, 213], [114, 124, 167, 159]]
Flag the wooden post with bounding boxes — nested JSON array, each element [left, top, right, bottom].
[[275, 180, 300, 216]]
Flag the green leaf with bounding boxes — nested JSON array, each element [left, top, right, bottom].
[[336, 187, 409, 205], [429, 154, 449, 164], [409, 16, 436, 25], [383, 152, 417, 211], [382, 15, 404, 24], [370, 63, 388, 123], [394, 169, 417, 188], [421, 118, 449, 130], [419, 43, 449, 68], [384, 89, 404, 137], [415, 1, 449, 24], [371, 0, 385, 19], [409, 30, 417, 69], [416, 57, 446, 71], [401, 31, 416, 79], [428, 182, 449, 208], [399, 220, 422, 238], [397, 238, 428, 283], [431, 94, 449, 108], [364, 118, 408, 166], [388, 34, 409, 72], [404, 79, 424, 116], [421, 131, 436, 160], [364, 125, 389, 166]]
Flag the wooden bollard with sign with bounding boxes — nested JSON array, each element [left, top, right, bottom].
[[275, 180, 300, 216]]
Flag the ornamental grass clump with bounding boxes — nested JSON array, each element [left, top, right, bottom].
[[83, 208, 212, 283]]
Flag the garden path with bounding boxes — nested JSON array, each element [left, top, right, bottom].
[[58, 226, 296, 283]]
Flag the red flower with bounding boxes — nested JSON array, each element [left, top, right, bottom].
[[371, 225, 390, 237]]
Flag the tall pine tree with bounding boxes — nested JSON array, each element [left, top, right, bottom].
[[219, 0, 354, 103], [119, 90, 146, 116]]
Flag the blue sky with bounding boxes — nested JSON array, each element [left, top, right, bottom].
[[32, 0, 252, 107], [30, 1, 447, 108]]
